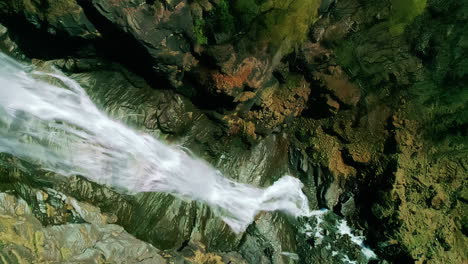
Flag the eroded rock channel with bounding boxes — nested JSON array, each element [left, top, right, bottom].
[[0, 0, 466, 263]]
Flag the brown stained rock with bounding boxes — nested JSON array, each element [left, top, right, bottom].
[[348, 144, 372, 164], [219, 72, 311, 139], [2, 0, 311, 141], [248, 75, 310, 132], [186, 250, 224, 264], [3, 1, 466, 262], [314, 66, 361, 107], [375, 108, 468, 263], [224, 115, 257, 141], [325, 94, 340, 113], [301, 42, 332, 66], [211, 60, 254, 96], [329, 148, 356, 179], [207, 55, 273, 97], [234, 91, 256, 103], [181, 241, 247, 264]]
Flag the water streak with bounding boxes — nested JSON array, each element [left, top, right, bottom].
[[0, 53, 320, 232]]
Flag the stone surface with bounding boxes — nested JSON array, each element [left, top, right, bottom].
[[0, 0, 100, 39], [0, 24, 23, 59], [0, 0, 467, 263], [0, 192, 166, 264]]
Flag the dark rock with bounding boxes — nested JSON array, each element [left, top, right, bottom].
[[87, 0, 197, 87], [0, 0, 466, 263], [0, 24, 24, 59], [0, 0, 100, 39]]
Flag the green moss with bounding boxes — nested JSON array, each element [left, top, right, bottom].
[[232, 0, 259, 27], [408, 81, 468, 143], [201, 0, 320, 52], [214, 0, 235, 34], [201, 0, 236, 44], [334, 39, 355, 70], [194, 17, 208, 45], [389, 0, 427, 35], [404, 0, 468, 143], [245, 0, 321, 52]]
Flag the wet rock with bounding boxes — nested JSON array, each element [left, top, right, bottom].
[[0, 58, 303, 262], [220, 211, 299, 264], [0, 0, 466, 262], [340, 196, 356, 218], [0, 0, 100, 39], [0, 24, 24, 59], [324, 181, 342, 209], [0, 193, 167, 264], [0, 1, 321, 141], [297, 211, 378, 264]]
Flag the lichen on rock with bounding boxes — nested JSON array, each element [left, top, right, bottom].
[[0, 0, 467, 263]]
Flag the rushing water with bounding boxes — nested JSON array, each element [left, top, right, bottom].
[[0, 52, 325, 232]]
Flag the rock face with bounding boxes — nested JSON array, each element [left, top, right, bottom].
[[0, 0, 467, 263], [0, 192, 167, 263], [0, 0, 99, 39], [87, 0, 197, 87], [0, 192, 249, 263], [0, 0, 322, 139]]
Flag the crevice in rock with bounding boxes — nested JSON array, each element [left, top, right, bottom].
[[176, 239, 190, 252], [383, 118, 398, 155], [322, 127, 351, 144], [0, 14, 90, 60], [353, 159, 416, 262], [76, 0, 173, 91]]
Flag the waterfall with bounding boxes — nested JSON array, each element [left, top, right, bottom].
[[0, 52, 322, 232]]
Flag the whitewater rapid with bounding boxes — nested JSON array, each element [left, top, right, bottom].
[[0, 53, 323, 232]]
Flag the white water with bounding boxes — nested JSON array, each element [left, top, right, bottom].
[[337, 220, 377, 260], [301, 211, 378, 262], [0, 53, 323, 232]]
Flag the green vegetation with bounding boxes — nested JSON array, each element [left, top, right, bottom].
[[389, 0, 427, 35], [212, 0, 235, 34], [194, 17, 208, 45], [192, 0, 235, 45], [253, 0, 321, 52], [334, 0, 466, 146], [197, 0, 321, 53], [232, 0, 259, 27], [405, 0, 468, 144], [408, 81, 468, 144]]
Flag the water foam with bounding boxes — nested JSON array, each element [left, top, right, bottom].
[[0, 53, 321, 232]]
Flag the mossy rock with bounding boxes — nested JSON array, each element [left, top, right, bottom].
[[198, 0, 321, 53]]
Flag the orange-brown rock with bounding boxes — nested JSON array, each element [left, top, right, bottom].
[[314, 66, 361, 107]]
